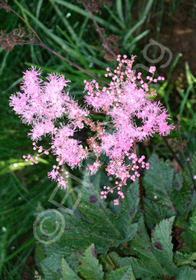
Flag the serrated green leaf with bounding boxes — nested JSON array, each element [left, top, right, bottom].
[[144, 154, 174, 196], [41, 252, 62, 280], [36, 172, 139, 279], [77, 244, 103, 280], [55, 174, 139, 255], [142, 153, 196, 224], [61, 258, 80, 280], [173, 172, 183, 191], [100, 251, 120, 272], [118, 216, 178, 278], [187, 206, 196, 249], [106, 266, 135, 280], [35, 244, 46, 269], [151, 216, 176, 275], [143, 154, 177, 224], [170, 172, 193, 215], [143, 199, 175, 226], [183, 152, 196, 190], [118, 217, 163, 278], [174, 251, 196, 268], [176, 266, 196, 280], [189, 207, 196, 235]]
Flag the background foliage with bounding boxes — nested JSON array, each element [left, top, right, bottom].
[[0, 0, 196, 279]]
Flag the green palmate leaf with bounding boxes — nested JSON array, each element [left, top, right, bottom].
[[61, 258, 80, 280], [106, 266, 135, 280], [118, 216, 177, 278], [36, 172, 139, 277], [56, 172, 139, 254], [77, 244, 103, 280], [75, 172, 139, 251]]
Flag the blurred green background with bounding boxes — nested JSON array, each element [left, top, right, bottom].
[[0, 0, 196, 278]]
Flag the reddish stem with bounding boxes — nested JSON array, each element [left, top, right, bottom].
[[133, 140, 144, 210]]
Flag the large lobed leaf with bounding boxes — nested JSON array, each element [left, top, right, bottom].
[[77, 244, 104, 280], [54, 172, 139, 255], [35, 171, 139, 278], [118, 216, 177, 278], [143, 153, 196, 225], [106, 266, 135, 280]]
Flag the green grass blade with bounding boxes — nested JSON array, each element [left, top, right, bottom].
[[56, 26, 88, 68], [0, 52, 9, 76], [78, 17, 89, 40], [124, 0, 134, 22], [2, 238, 35, 264], [2, 78, 22, 94], [51, 0, 120, 33], [140, 0, 154, 18], [36, 0, 44, 19], [128, 30, 149, 52], [14, 0, 79, 57], [123, 17, 146, 44], [167, 53, 182, 83], [185, 62, 196, 87], [179, 85, 193, 116], [50, 0, 80, 47], [116, 0, 124, 23], [104, 4, 125, 29]]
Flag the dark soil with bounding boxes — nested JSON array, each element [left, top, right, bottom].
[[150, 1, 196, 81]]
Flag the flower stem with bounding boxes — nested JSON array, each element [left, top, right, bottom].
[[133, 140, 144, 210]]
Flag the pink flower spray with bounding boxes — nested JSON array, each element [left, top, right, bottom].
[[10, 55, 174, 205]]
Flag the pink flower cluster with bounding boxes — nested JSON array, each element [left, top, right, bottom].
[[10, 67, 88, 189], [10, 55, 174, 204]]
